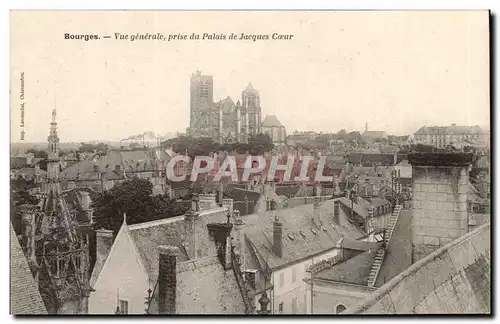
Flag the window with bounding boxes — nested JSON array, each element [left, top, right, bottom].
[[279, 272, 285, 288], [292, 267, 297, 283], [119, 299, 128, 314], [292, 297, 298, 314], [279, 302, 284, 313], [336, 304, 346, 314]]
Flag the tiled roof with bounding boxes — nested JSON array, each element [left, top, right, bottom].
[[10, 224, 48, 314], [314, 249, 379, 285], [261, 115, 283, 127], [147, 256, 246, 314], [243, 199, 365, 270]]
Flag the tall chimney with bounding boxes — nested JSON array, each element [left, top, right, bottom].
[[333, 200, 340, 224], [184, 209, 200, 259], [409, 152, 472, 262], [273, 212, 283, 258], [233, 210, 245, 273], [95, 229, 114, 267], [158, 245, 179, 314], [313, 197, 321, 226]]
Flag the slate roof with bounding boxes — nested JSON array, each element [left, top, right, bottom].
[[338, 197, 368, 219], [375, 209, 412, 287], [219, 96, 236, 113], [314, 249, 379, 285], [147, 256, 246, 314], [414, 125, 483, 135], [275, 185, 300, 198], [261, 115, 284, 127], [15, 167, 47, 179], [244, 82, 258, 94], [10, 224, 48, 314], [242, 198, 365, 270], [363, 131, 387, 138], [127, 207, 228, 283]]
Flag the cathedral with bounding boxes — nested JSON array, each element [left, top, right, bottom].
[[188, 70, 265, 143]]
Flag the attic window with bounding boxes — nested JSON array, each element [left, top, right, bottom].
[[288, 234, 295, 241], [310, 228, 317, 235]]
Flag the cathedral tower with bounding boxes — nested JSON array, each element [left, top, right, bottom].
[[189, 70, 215, 138], [241, 83, 262, 142]]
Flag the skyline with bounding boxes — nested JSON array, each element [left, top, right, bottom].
[[10, 11, 490, 142]]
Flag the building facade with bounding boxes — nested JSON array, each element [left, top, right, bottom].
[[414, 124, 486, 148]]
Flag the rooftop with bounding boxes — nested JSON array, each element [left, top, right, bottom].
[[348, 223, 490, 314], [243, 198, 366, 270], [10, 224, 48, 314]]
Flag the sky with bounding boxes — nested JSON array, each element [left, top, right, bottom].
[[10, 11, 490, 143]]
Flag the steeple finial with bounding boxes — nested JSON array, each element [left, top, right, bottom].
[[123, 212, 127, 225]]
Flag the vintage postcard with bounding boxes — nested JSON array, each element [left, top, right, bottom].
[[10, 11, 490, 315]]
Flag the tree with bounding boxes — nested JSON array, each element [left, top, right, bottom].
[[336, 129, 347, 140], [26, 148, 48, 159], [248, 133, 274, 154], [92, 177, 187, 233]]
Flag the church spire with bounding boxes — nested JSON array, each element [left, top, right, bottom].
[[47, 107, 60, 181]]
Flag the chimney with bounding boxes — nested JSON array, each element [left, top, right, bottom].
[[233, 210, 245, 272], [408, 152, 472, 262], [333, 200, 340, 224], [191, 194, 200, 212], [367, 205, 375, 242], [158, 245, 179, 315], [184, 209, 200, 259], [273, 212, 283, 258], [95, 229, 114, 267], [393, 153, 397, 165], [313, 197, 321, 226], [222, 198, 234, 215]]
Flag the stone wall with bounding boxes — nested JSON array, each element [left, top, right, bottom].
[[346, 223, 490, 314], [411, 165, 469, 262]]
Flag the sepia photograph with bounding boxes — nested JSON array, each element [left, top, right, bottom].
[[9, 10, 491, 315]]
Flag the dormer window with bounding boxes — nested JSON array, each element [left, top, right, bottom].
[[287, 234, 294, 241], [310, 228, 317, 235]]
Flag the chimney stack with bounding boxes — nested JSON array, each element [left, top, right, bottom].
[[273, 212, 283, 258], [408, 152, 473, 262], [184, 209, 200, 259], [313, 197, 321, 226], [222, 198, 234, 216], [158, 245, 179, 315], [95, 229, 114, 267], [333, 200, 340, 224]]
